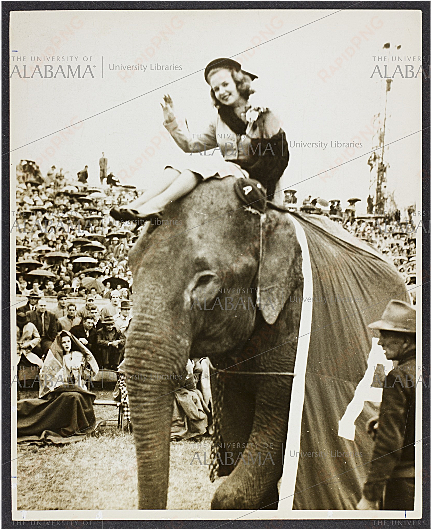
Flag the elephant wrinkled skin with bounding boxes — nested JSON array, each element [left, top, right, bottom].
[[125, 176, 304, 509]]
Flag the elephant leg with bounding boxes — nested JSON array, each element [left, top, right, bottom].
[[258, 484, 280, 510], [212, 388, 290, 510], [215, 374, 255, 476], [212, 381, 289, 510], [212, 320, 297, 510]]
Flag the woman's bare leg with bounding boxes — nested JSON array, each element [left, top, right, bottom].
[[127, 167, 181, 210], [135, 170, 200, 215]]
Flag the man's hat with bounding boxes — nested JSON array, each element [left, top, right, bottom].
[[204, 58, 258, 83], [57, 291, 68, 300], [121, 300, 131, 309], [102, 315, 115, 325], [27, 292, 41, 300], [368, 300, 416, 334]]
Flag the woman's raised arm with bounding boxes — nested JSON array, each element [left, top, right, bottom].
[[162, 94, 218, 153]]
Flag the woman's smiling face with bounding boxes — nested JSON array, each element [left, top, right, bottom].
[[209, 68, 241, 106]]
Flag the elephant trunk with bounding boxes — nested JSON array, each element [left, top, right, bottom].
[[125, 312, 190, 509]]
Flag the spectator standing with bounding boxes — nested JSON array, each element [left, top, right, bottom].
[[77, 165, 89, 184], [26, 298, 59, 358], [99, 152, 108, 184], [357, 300, 416, 511], [106, 172, 120, 186]]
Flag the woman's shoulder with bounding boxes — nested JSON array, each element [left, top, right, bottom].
[[247, 107, 282, 138]]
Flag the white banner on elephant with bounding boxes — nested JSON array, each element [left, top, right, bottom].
[[278, 214, 314, 512]]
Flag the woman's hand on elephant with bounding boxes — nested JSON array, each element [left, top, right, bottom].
[[161, 94, 175, 122]]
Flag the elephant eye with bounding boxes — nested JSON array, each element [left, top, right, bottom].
[[195, 274, 215, 287]]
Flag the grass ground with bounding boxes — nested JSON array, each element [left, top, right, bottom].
[[16, 388, 222, 510]]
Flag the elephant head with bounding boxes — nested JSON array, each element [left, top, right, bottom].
[[125, 177, 303, 509]]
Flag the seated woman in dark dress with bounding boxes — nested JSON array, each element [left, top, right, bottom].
[[17, 331, 99, 443]]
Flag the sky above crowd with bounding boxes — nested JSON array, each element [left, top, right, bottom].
[[10, 8, 423, 213]]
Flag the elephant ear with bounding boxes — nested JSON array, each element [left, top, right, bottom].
[[258, 213, 302, 325]]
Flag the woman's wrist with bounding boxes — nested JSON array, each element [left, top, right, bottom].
[[163, 117, 179, 132]]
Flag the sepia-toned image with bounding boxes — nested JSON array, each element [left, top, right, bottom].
[[5, 2, 429, 524]]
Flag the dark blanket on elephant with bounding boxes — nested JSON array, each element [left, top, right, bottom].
[[287, 214, 409, 510], [17, 385, 97, 444]]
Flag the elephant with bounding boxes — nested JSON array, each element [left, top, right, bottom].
[[124, 176, 407, 510]]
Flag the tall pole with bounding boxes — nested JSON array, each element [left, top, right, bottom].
[[373, 42, 401, 215], [375, 78, 391, 214]]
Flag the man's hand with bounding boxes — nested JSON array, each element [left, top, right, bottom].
[[356, 496, 379, 510], [79, 338, 89, 345]]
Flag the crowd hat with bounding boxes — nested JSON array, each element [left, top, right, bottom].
[[368, 300, 416, 334], [204, 58, 258, 83], [102, 315, 115, 325], [121, 300, 131, 309], [57, 291, 68, 300], [27, 292, 41, 299]]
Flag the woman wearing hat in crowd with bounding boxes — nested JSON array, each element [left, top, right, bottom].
[[110, 58, 289, 221], [357, 300, 416, 511]]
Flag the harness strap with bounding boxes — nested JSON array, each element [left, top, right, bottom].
[[208, 359, 295, 377], [213, 371, 296, 376], [256, 212, 265, 308]]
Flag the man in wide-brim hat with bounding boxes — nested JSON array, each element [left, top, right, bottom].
[[93, 314, 126, 370], [357, 300, 416, 511], [20, 292, 41, 314], [114, 300, 132, 334]]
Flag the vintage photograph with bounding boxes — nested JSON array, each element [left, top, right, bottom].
[[5, 2, 428, 523]]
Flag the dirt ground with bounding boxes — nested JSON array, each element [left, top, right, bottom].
[[15, 388, 221, 510]]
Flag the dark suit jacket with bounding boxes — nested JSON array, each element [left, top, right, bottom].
[[363, 351, 416, 502], [70, 323, 97, 351], [20, 303, 37, 314], [26, 310, 58, 342]]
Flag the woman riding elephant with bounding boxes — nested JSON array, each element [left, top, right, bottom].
[[110, 58, 289, 222]]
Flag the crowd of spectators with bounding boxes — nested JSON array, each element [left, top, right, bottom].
[[15, 161, 143, 373], [15, 165, 417, 439], [284, 192, 417, 304]]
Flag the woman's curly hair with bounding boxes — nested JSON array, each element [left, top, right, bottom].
[[209, 68, 255, 107]]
